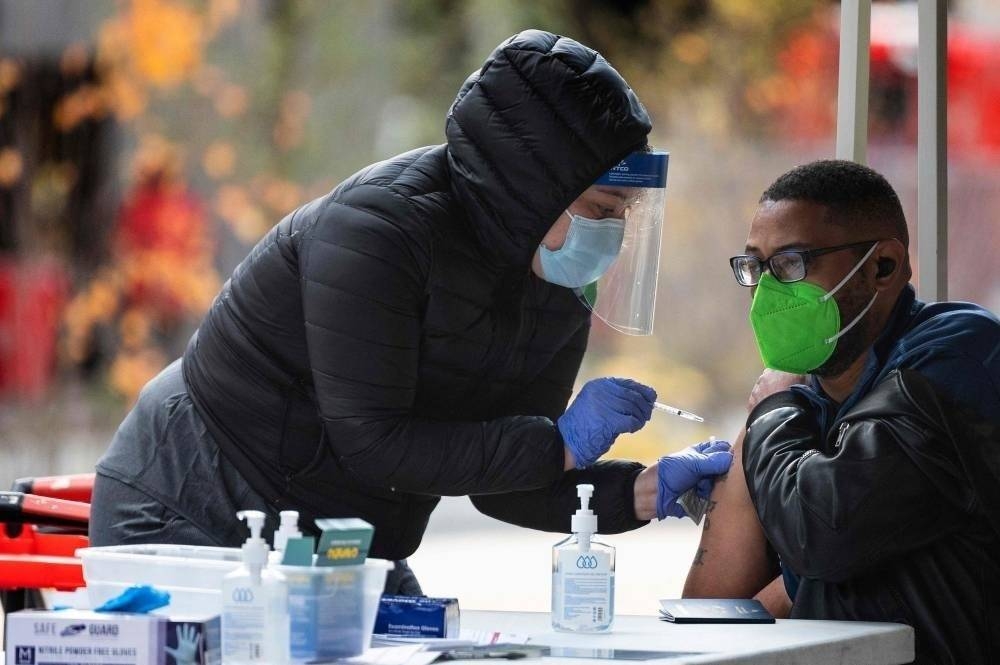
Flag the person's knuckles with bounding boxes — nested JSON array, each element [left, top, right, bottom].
[[625, 380, 654, 398], [625, 414, 643, 433], [611, 385, 640, 405], [706, 452, 734, 473], [624, 393, 649, 414], [666, 505, 685, 518], [686, 458, 707, 475], [614, 384, 639, 402], [607, 377, 630, 390]]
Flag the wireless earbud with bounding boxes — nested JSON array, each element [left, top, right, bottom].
[[876, 258, 896, 278]]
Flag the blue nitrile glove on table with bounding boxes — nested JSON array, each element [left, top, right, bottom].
[[558, 377, 656, 469], [657, 439, 733, 519], [93, 584, 170, 613]]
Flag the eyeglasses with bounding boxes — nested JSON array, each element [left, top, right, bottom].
[[729, 240, 879, 287]]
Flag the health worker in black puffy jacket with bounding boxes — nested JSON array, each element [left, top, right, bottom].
[[90, 30, 732, 593]]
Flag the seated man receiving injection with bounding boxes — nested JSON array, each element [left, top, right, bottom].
[[684, 160, 1000, 665]]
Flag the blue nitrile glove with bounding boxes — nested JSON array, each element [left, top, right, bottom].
[[657, 439, 733, 520], [93, 584, 170, 613], [558, 377, 656, 469]]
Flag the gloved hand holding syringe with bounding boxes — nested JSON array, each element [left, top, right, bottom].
[[558, 378, 731, 524]]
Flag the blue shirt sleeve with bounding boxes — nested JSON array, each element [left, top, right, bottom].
[[889, 306, 1000, 424]]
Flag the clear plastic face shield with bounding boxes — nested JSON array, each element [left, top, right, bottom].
[[580, 151, 668, 335]]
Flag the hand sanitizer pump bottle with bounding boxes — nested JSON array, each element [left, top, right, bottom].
[[551, 484, 615, 632], [269, 510, 302, 565], [222, 510, 290, 664]]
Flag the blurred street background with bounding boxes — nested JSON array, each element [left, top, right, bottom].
[[1, 0, 999, 609]]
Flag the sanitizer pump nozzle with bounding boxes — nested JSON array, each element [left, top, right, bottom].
[[274, 510, 302, 554], [571, 484, 597, 552], [237, 509, 269, 583]]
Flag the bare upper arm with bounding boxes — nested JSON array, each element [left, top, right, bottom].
[[682, 428, 779, 598]]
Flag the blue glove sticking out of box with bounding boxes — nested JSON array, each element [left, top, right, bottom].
[[93, 584, 171, 614]]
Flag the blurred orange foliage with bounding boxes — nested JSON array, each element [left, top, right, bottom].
[[126, 0, 203, 88], [63, 135, 219, 401], [94, 0, 205, 122]]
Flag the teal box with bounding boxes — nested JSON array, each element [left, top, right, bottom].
[[314, 517, 373, 566]]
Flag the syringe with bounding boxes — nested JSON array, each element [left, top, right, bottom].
[[653, 401, 705, 423]]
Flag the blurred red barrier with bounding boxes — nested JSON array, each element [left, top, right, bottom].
[[0, 256, 69, 401], [0, 526, 88, 592], [0, 474, 93, 610], [11, 474, 95, 504]]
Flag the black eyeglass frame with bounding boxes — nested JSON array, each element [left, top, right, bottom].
[[729, 240, 880, 287]]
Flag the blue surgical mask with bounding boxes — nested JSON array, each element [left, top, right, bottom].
[[538, 213, 626, 288]]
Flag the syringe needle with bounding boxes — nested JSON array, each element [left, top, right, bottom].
[[652, 401, 705, 422]]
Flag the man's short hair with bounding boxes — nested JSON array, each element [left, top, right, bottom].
[[760, 160, 909, 248]]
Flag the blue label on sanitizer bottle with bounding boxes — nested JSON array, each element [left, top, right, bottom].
[[556, 549, 612, 625]]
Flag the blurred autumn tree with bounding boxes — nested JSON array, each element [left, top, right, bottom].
[[0, 0, 832, 455], [561, 0, 826, 137], [4, 0, 997, 473]]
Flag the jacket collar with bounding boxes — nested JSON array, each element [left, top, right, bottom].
[[804, 284, 922, 424]]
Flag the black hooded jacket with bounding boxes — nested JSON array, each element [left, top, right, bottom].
[[182, 30, 654, 560]]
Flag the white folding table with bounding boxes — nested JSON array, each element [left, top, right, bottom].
[[460, 610, 914, 665]]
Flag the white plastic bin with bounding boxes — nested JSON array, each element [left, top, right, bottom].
[[77, 544, 391, 660], [78, 544, 244, 614]]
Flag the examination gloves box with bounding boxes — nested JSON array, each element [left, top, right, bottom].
[[373, 596, 460, 639], [4, 609, 220, 665]]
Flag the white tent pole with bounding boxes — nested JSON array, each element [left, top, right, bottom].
[[836, 0, 871, 163], [917, 0, 948, 301]]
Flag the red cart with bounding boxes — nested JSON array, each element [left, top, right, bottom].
[[0, 473, 92, 614]]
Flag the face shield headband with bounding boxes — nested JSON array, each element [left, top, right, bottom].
[[577, 150, 669, 336]]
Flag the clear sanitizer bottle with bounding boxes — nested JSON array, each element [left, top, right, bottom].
[[552, 483, 615, 632], [222, 510, 290, 664], [269, 510, 302, 566]]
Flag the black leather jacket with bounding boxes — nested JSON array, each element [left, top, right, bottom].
[[744, 368, 1000, 664]]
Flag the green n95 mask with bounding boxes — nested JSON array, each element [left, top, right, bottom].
[[749, 243, 879, 374]]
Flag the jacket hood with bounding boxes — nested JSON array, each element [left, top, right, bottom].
[[446, 29, 652, 267]]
